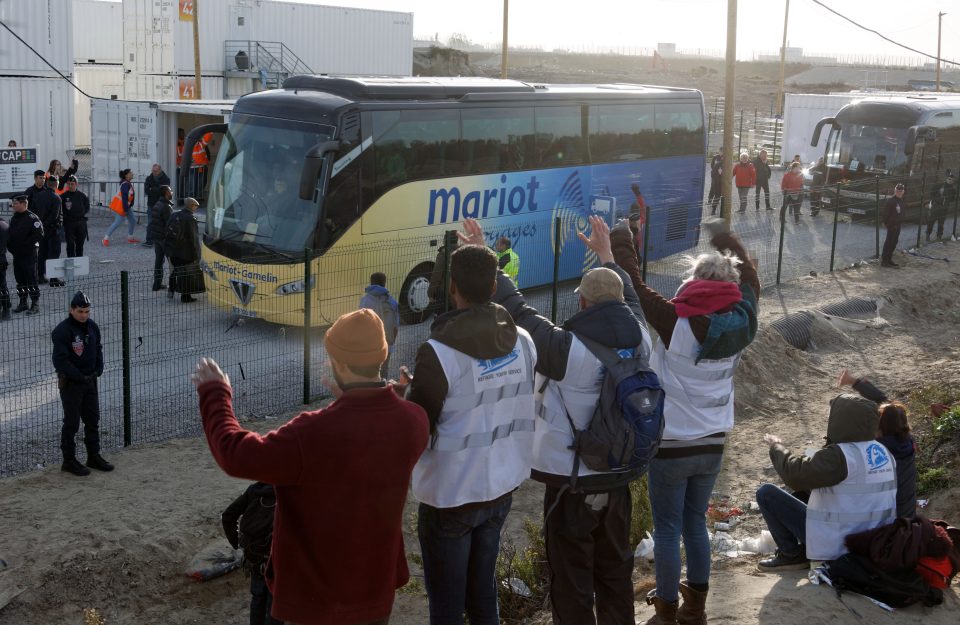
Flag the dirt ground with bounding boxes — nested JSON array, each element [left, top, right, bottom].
[[1, 242, 959, 624]]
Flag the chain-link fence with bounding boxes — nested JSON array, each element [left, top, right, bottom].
[[2, 178, 959, 476]]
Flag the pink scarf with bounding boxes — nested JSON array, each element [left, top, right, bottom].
[[672, 279, 742, 318]]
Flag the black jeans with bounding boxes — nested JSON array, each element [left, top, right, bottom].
[[544, 485, 634, 625], [0, 263, 9, 308], [882, 224, 901, 263], [249, 571, 282, 625], [64, 220, 87, 257], [153, 242, 168, 289], [755, 180, 770, 209], [13, 249, 39, 300], [38, 231, 61, 279], [926, 214, 947, 239], [59, 377, 100, 458], [708, 177, 721, 214]]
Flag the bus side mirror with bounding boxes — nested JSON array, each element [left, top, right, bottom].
[[810, 117, 836, 147], [905, 125, 933, 155], [299, 141, 341, 201]]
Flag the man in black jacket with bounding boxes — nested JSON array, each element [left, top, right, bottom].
[[149, 185, 175, 291], [881, 183, 906, 267], [24, 169, 45, 205], [33, 176, 63, 286], [143, 163, 171, 247], [60, 176, 90, 257], [222, 482, 281, 625], [708, 152, 722, 215], [927, 172, 957, 242], [753, 150, 772, 211], [492, 215, 651, 625], [0, 215, 9, 320], [166, 197, 203, 302], [7, 195, 43, 314], [51, 290, 113, 476]]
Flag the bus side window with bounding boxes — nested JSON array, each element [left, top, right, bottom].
[[371, 109, 461, 198], [462, 107, 536, 174], [655, 103, 703, 157], [535, 106, 586, 167], [323, 169, 359, 247], [588, 104, 655, 163]]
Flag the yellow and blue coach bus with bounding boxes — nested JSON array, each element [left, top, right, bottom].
[[191, 77, 706, 326]]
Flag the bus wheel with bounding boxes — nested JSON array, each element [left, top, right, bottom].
[[399, 262, 435, 325]]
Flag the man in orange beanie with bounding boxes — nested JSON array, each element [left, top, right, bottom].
[[193, 308, 429, 625]]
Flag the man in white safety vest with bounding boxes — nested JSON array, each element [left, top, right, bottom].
[[406, 238, 537, 625], [756, 393, 897, 571]]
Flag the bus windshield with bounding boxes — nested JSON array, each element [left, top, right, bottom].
[[826, 123, 910, 176], [206, 114, 335, 256]]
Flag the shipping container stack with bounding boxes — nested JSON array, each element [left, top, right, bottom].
[[73, 0, 125, 152], [0, 0, 75, 174]]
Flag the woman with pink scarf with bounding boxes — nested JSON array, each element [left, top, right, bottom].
[[610, 218, 760, 625]]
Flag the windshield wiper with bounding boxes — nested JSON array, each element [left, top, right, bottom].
[[211, 230, 299, 263]]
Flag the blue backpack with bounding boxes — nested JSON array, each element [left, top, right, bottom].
[[567, 333, 665, 487]]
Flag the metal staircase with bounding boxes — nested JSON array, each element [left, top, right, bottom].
[[224, 40, 313, 93]]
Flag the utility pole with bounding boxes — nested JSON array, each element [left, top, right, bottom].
[[936, 11, 946, 92], [776, 0, 790, 117], [722, 0, 737, 226], [193, 0, 202, 99], [501, 0, 509, 79]]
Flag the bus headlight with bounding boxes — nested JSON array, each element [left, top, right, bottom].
[[276, 277, 316, 295], [198, 259, 218, 281]]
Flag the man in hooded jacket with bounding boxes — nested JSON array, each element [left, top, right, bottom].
[[756, 394, 897, 571]]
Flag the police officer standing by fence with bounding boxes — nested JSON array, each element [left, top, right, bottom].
[[61, 175, 90, 257], [52, 290, 113, 476], [0, 214, 10, 320], [8, 194, 43, 314], [34, 175, 63, 287]]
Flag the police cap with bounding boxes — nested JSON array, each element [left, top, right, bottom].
[[65, 175, 78, 183], [12, 194, 27, 203], [71, 290, 92, 308]]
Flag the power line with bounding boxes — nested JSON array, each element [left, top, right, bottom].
[[0, 18, 95, 99], [808, 0, 959, 67]]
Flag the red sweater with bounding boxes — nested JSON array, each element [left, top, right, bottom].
[[198, 381, 429, 625]]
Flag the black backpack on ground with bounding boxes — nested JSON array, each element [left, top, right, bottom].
[[238, 488, 276, 574], [822, 552, 943, 609]]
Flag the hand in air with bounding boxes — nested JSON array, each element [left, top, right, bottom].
[[577, 215, 614, 264], [191, 358, 230, 388], [836, 368, 857, 388], [763, 433, 782, 448], [456, 218, 486, 247]]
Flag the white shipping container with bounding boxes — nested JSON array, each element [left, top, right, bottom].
[[74, 65, 125, 147], [73, 0, 124, 64], [0, 76, 75, 170], [783, 94, 858, 166], [91, 97, 232, 189], [0, 0, 73, 76], [122, 0, 412, 76], [123, 73, 225, 100]]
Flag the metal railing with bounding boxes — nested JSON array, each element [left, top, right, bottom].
[[224, 40, 313, 89]]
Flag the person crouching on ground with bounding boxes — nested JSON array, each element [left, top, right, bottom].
[[610, 217, 760, 625], [756, 393, 897, 572], [193, 309, 429, 625], [222, 482, 281, 625]]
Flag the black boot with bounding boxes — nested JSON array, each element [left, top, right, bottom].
[[62, 456, 91, 476], [26, 299, 39, 315], [0, 303, 10, 321], [13, 297, 28, 313], [181, 294, 196, 303], [86, 452, 114, 472]]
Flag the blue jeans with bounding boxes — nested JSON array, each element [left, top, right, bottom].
[[755, 483, 807, 557], [250, 571, 282, 625], [648, 454, 723, 602], [417, 495, 512, 625], [105, 210, 136, 239]]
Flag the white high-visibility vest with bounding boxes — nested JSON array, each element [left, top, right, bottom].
[[412, 330, 536, 508], [649, 318, 739, 441], [534, 330, 651, 478], [806, 441, 897, 561]]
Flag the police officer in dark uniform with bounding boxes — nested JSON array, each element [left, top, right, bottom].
[[0, 214, 10, 320], [881, 183, 906, 268], [24, 169, 46, 205], [33, 175, 63, 286], [52, 290, 113, 476], [60, 175, 90, 257], [7, 194, 43, 314]]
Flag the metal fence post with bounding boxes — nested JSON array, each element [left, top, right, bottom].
[[641, 205, 651, 283], [551, 216, 561, 324], [302, 248, 311, 405], [874, 177, 881, 259], [916, 172, 927, 248], [775, 207, 786, 285], [120, 271, 131, 447], [737, 110, 744, 155], [771, 119, 780, 165], [829, 196, 840, 272]]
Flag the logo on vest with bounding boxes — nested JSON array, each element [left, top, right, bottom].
[[477, 350, 520, 375], [472, 348, 526, 391], [72, 335, 84, 356], [865, 443, 890, 470]]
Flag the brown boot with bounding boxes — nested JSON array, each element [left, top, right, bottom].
[[644, 590, 679, 625], [676, 581, 708, 625]]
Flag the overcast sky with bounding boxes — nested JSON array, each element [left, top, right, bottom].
[[319, 0, 959, 65]]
